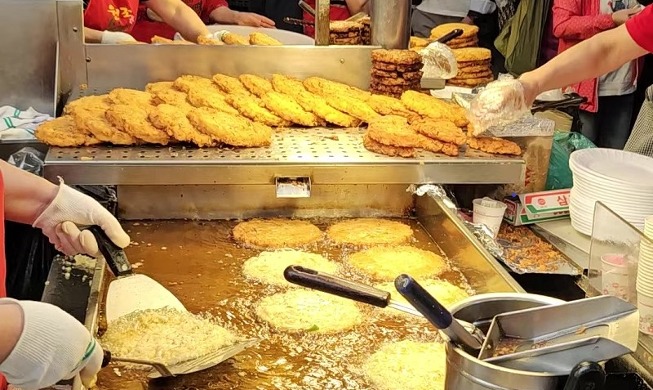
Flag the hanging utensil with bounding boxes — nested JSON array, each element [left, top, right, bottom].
[[283, 17, 314, 27], [89, 226, 187, 325], [298, 0, 316, 17], [478, 295, 639, 375], [101, 338, 259, 379], [394, 274, 484, 352]]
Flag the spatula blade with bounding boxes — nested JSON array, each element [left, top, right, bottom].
[[147, 338, 260, 379], [106, 274, 187, 324]]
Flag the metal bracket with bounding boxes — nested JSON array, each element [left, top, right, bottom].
[[275, 177, 312, 198]]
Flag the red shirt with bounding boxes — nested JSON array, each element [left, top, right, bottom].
[[84, 0, 141, 32], [626, 4, 653, 52], [131, 0, 227, 42], [0, 171, 7, 390], [303, 0, 351, 38]]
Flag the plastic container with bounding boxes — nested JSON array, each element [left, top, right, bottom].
[[637, 292, 653, 335], [473, 197, 508, 238], [601, 254, 630, 301]]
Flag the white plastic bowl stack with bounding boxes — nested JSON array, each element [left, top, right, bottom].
[[637, 216, 653, 335], [569, 148, 653, 236]]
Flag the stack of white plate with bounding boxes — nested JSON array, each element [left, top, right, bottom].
[[569, 148, 653, 235]]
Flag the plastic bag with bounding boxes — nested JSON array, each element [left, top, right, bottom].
[[419, 42, 458, 79], [545, 131, 596, 190], [468, 78, 531, 136], [8, 147, 45, 175]]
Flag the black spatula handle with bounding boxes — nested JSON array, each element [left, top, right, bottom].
[[284, 265, 391, 308], [88, 226, 133, 277], [437, 29, 463, 44], [563, 362, 606, 390]]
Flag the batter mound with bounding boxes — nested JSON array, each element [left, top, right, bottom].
[[256, 290, 363, 333], [363, 340, 446, 390], [326, 218, 413, 246], [232, 219, 323, 249], [374, 279, 469, 316], [243, 250, 338, 287], [348, 246, 447, 281]]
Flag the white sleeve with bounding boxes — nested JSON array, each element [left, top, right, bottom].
[[0, 299, 98, 390]]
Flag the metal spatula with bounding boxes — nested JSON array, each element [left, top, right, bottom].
[[478, 295, 639, 375], [89, 226, 187, 325], [102, 338, 259, 378]]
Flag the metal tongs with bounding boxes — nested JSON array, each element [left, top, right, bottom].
[[283, 266, 484, 350]]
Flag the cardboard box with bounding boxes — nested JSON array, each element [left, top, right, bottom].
[[503, 189, 571, 226]]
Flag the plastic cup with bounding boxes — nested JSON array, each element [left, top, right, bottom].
[[601, 254, 630, 301], [645, 215, 653, 237], [472, 197, 507, 239], [638, 292, 653, 335]]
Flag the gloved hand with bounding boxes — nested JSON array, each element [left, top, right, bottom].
[[100, 31, 137, 44], [33, 179, 130, 256], [0, 299, 104, 390]]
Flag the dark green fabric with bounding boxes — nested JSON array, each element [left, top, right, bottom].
[[494, 0, 551, 76]]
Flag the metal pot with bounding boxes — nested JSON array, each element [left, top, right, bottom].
[[369, 0, 411, 49], [446, 293, 565, 390]]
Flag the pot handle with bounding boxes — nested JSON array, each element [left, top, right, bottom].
[[562, 361, 606, 390]]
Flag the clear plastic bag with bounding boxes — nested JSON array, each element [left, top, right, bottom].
[[8, 147, 45, 176], [419, 42, 458, 80], [468, 78, 531, 136]]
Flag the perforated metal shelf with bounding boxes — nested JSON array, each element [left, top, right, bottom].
[[44, 128, 525, 185]]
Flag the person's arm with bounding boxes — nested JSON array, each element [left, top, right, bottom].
[[0, 160, 58, 225], [552, 0, 615, 40], [345, 0, 370, 14], [208, 0, 275, 28], [145, 0, 210, 42], [520, 24, 648, 105], [84, 27, 137, 43], [0, 303, 22, 364], [84, 27, 104, 43]]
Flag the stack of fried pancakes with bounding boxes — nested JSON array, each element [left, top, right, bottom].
[[448, 48, 493, 88], [370, 49, 423, 98]]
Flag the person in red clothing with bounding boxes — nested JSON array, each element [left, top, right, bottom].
[[132, 0, 275, 43], [551, 0, 642, 148], [83, 0, 212, 43], [302, 0, 369, 37], [0, 161, 130, 390]]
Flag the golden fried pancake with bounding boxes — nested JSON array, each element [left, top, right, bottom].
[[232, 219, 323, 249], [451, 47, 492, 63], [371, 49, 422, 65], [249, 32, 282, 46], [410, 118, 466, 146], [212, 74, 252, 96], [467, 136, 522, 156], [173, 75, 215, 93], [367, 115, 421, 147], [149, 104, 215, 147], [431, 23, 479, 40], [243, 250, 338, 287], [108, 88, 154, 106], [363, 133, 416, 158], [261, 91, 322, 127], [225, 95, 290, 127], [327, 218, 413, 246], [187, 107, 271, 147], [35, 116, 100, 147], [105, 104, 169, 145], [348, 245, 447, 281], [239, 74, 273, 97]]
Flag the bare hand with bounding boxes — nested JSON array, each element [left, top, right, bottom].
[[234, 12, 276, 28], [461, 15, 474, 25], [612, 8, 640, 26]]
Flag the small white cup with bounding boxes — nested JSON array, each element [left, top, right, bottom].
[[602, 253, 630, 301], [473, 197, 507, 239], [638, 292, 653, 335]]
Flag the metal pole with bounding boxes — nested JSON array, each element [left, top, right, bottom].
[[314, 0, 331, 46]]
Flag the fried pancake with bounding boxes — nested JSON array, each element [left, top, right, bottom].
[[371, 49, 422, 65], [372, 76, 420, 86], [410, 36, 431, 48], [145, 81, 174, 94], [375, 280, 468, 316], [348, 245, 447, 281], [303, 77, 371, 102], [35, 116, 100, 147], [326, 95, 379, 123], [401, 90, 468, 127], [187, 107, 272, 147], [186, 86, 240, 115], [363, 132, 416, 158], [330, 20, 363, 33], [222, 32, 250, 45], [73, 109, 137, 145], [367, 115, 421, 147], [327, 218, 413, 246], [151, 35, 193, 44], [364, 341, 446, 390], [373, 61, 424, 73], [370, 82, 420, 96], [239, 74, 273, 97], [256, 290, 362, 333], [452, 47, 492, 63], [261, 91, 322, 127], [197, 35, 224, 45], [371, 68, 423, 81], [149, 104, 215, 147], [63, 95, 111, 116], [431, 23, 479, 40], [107, 88, 154, 107], [243, 250, 338, 288], [453, 69, 493, 79], [367, 94, 419, 120], [447, 76, 494, 87], [225, 94, 290, 127], [105, 104, 169, 145], [173, 75, 215, 93], [270, 74, 305, 95], [152, 88, 190, 107], [249, 32, 282, 46], [232, 219, 323, 249], [212, 74, 252, 96], [410, 118, 466, 146], [467, 136, 522, 156]]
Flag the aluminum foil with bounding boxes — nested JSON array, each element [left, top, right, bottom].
[[409, 184, 505, 259]]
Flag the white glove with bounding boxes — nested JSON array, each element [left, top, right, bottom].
[[0, 299, 104, 390], [100, 31, 136, 44], [33, 179, 130, 256]]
